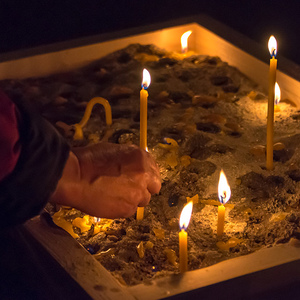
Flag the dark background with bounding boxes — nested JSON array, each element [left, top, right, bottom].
[[0, 1, 300, 64]]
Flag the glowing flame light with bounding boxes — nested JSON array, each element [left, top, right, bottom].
[[142, 68, 151, 89], [179, 201, 193, 230], [181, 30, 192, 53], [274, 82, 281, 105], [94, 217, 101, 223], [218, 170, 231, 204], [268, 35, 277, 58]]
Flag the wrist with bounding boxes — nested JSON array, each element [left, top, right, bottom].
[[50, 151, 82, 207]]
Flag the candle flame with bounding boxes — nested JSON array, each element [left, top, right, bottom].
[[142, 68, 151, 89], [179, 201, 193, 230], [218, 170, 231, 204], [181, 30, 192, 53], [94, 217, 101, 223], [274, 82, 281, 105], [268, 35, 277, 57]]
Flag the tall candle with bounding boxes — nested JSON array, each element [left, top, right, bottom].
[[136, 207, 144, 221], [179, 201, 193, 272], [217, 170, 231, 237], [266, 35, 277, 170], [137, 69, 151, 221], [140, 68, 151, 150]]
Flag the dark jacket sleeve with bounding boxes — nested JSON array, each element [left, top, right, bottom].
[[0, 92, 70, 229]]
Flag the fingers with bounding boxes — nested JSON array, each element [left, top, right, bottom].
[[81, 174, 153, 218], [72, 142, 161, 219], [118, 147, 162, 196], [146, 174, 161, 195], [138, 188, 152, 207]]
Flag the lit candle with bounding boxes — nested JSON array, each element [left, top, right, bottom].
[[217, 170, 231, 237], [94, 217, 101, 223], [73, 97, 112, 140], [181, 30, 192, 54], [93, 217, 101, 235], [137, 69, 151, 221], [179, 201, 193, 272], [266, 35, 277, 170], [140, 68, 151, 150], [274, 82, 281, 112]]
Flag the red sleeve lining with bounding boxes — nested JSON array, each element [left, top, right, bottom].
[[0, 90, 21, 181]]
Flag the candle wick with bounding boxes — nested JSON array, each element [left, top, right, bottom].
[[271, 49, 276, 58], [219, 195, 225, 204]]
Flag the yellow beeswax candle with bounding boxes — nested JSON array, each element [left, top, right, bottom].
[[217, 170, 231, 237], [266, 36, 277, 170], [73, 97, 112, 140], [179, 201, 193, 273], [217, 204, 226, 236], [164, 248, 178, 266], [158, 137, 179, 149], [137, 241, 145, 258], [136, 207, 144, 221], [140, 69, 151, 150], [137, 69, 151, 221], [179, 229, 188, 272]]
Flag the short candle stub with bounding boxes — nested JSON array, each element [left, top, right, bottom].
[[179, 201, 193, 273], [217, 170, 231, 237], [136, 207, 144, 221]]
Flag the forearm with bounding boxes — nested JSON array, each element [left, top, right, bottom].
[[0, 92, 70, 229]]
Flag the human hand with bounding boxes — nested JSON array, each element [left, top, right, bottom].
[[50, 143, 161, 218]]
